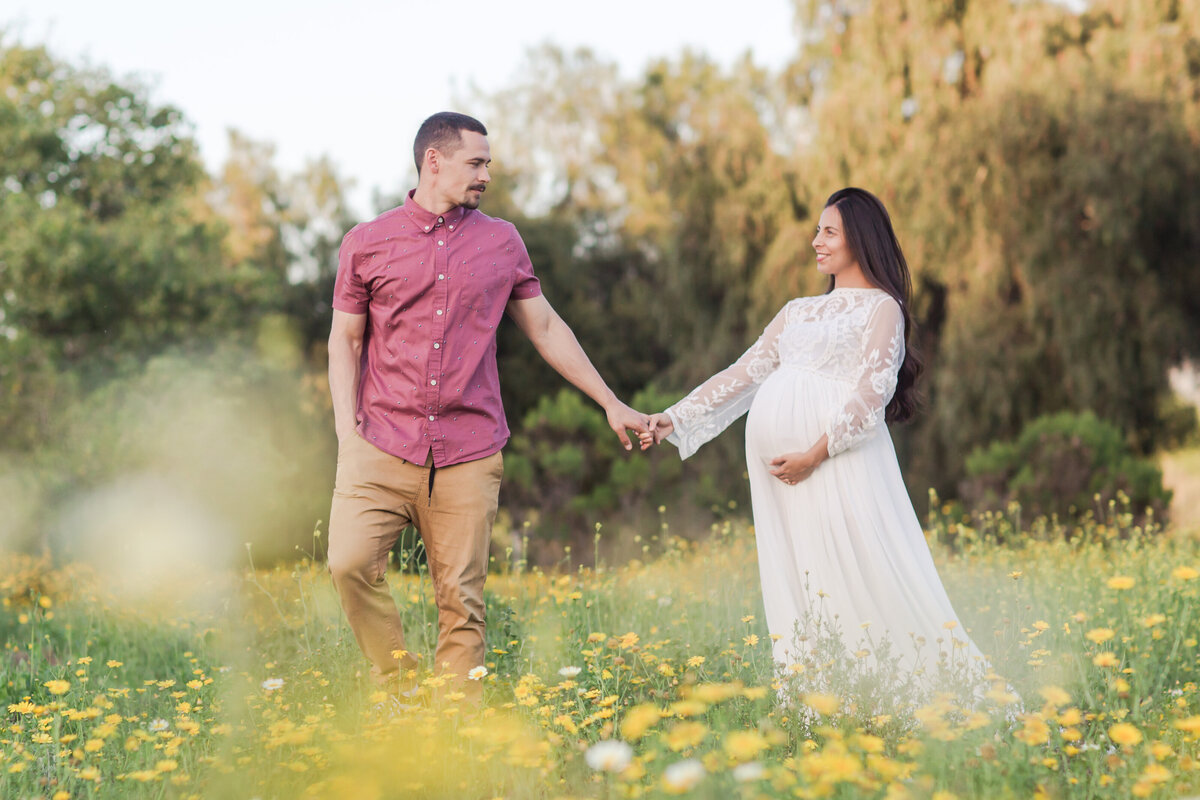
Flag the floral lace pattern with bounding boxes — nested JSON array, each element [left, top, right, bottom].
[[665, 289, 904, 459]]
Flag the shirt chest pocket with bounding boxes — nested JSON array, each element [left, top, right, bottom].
[[458, 267, 514, 316]]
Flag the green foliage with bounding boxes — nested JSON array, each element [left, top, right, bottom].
[[961, 410, 1171, 521]]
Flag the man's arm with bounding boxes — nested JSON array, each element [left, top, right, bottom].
[[507, 294, 647, 450], [328, 310, 367, 441]]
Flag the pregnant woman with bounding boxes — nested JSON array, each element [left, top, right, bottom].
[[644, 187, 990, 691]]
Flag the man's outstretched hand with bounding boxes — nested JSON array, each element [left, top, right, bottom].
[[605, 402, 651, 451]]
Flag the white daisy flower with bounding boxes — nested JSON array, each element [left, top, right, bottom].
[[261, 678, 284, 691], [558, 665, 582, 678], [584, 739, 633, 773], [733, 761, 765, 782], [663, 759, 706, 792], [467, 666, 488, 681]]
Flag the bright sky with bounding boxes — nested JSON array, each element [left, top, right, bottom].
[[9, 1, 799, 216]]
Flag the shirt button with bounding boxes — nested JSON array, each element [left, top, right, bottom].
[[434, 343, 440, 349], [428, 415, 435, 421], [437, 216, 444, 223], [430, 379, 437, 386], [437, 240, 444, 246], [438, 274, 445, 280], [436, 309, 443, 316]]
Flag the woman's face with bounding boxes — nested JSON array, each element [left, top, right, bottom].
[[812, 205, 861, 280]]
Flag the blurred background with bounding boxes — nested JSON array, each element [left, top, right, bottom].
[[1, 0, 1198, 568]]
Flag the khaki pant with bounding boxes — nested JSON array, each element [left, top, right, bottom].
[[328, 433, 503, 696]]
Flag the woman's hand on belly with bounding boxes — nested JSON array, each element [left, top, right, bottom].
[[768, 434, 830, 486]]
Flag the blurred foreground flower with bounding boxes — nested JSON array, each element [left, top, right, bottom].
[[1109, 722, 1143, 747], [585, 739, 633, 773], [663, 759, 706, 793], [261, 678, 284, 691], [557, 666, 582, 678], [44, 680, 70, 695], [733, 761, 765, 782]]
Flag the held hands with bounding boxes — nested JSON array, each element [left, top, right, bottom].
[[637, 413, 674, 450], [606, 402, 651, 451]]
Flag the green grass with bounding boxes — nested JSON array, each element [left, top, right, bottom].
[[1, 503, 1199, 799]]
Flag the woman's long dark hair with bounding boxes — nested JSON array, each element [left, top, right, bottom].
[[824, 187, 922, 423]]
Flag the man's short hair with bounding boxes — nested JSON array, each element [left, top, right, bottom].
[[413, 112, 488, 175]]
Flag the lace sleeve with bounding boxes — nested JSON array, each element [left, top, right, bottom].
[[663, 303, 790, 460], [825, 297, 904, 457]]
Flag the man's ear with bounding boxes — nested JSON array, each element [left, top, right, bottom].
[[424, 148, 440, 174]]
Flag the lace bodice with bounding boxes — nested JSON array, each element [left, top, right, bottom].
[[665, 288, 905, 459]]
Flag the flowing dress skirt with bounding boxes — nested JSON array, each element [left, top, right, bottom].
[[744, 364, 988, 683]]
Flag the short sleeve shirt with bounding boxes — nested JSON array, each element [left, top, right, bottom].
[[332, 191, 541, 466]]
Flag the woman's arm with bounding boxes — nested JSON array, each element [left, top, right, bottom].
[[657, 302, 792, 459]]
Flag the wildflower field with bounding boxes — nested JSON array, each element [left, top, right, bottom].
[[3, 499, 1200, 800]]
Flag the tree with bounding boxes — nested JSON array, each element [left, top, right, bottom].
[[782, 0, 1200, 493]]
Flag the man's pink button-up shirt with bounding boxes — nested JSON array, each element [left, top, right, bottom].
[[332, 191, 542, 467]]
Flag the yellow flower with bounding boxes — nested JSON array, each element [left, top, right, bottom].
[[1085, 628, 1115, 644], [44, 680, 70, 695], [803, 693, 840, 715], [620, 703, 662, 741], [1057, 708, 1083, 726], [665, 721, 709, 752], [723, 730, 768, 762], [1014, 715, 1051, 746], [618, 632, 640, 649], [1109, 722, 1143, 747], [856, 733, 885, 753], [1173, 716, 1200, 733], [686, 656, 705, 668], [1039, 686, 1071, 707], [1093, 652, 1120, 667], [1171, 566, 1199, 581], [1106, 576, 1135, 590], [743, 634, 759, 647]]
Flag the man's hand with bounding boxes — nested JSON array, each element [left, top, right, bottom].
[[605, 402, 650, 451], [640, 413, 675, 450]]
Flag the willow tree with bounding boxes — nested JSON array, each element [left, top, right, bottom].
[[782, 0, 1200, 492]]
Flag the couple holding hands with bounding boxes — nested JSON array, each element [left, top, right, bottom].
[[327, 112, 988, 705]]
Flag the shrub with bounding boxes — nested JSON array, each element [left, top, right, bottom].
[[960, 410, 1171, 523]]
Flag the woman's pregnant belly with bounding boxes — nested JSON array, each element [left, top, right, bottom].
[[746, 366, 852, 464]]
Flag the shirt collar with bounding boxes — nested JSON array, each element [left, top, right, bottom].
[[402, 190, 469, 234]]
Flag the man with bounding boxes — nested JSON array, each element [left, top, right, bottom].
[[327, 111, 648, 702]]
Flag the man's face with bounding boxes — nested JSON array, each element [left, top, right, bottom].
[[437, 131, 491, 209]]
